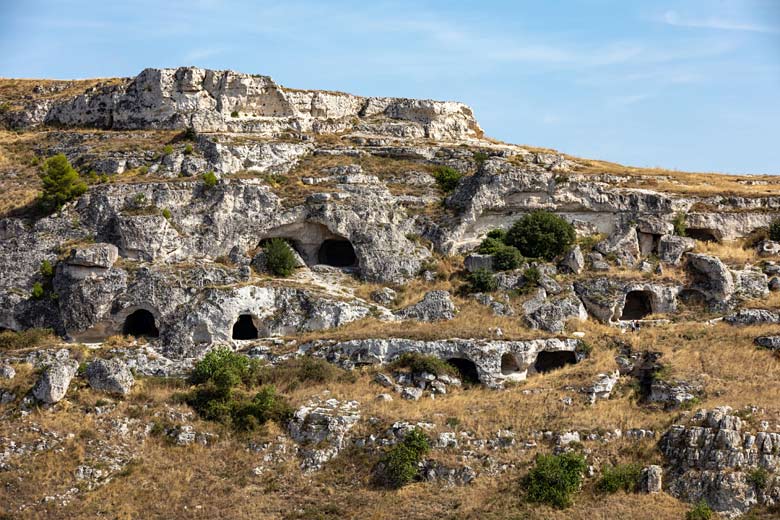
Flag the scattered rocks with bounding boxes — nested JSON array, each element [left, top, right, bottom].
[[394, 290, 457, 322], [586, 371, 619, 404], [85, 358, 135, 396], [0, 364, 15, 380]]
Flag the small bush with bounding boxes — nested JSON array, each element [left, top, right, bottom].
[[493, 245, 524, 271], [377, 429, 430, 488], [432, 166, 464, 193], [191, 347, 253, 390], [390, 352, 457, 377], [486, 228, 506, 241], [596, 463, 641, 493], [748, 467, 769, 489], [524, 452, 587, 509], [182, 127, 198, 141], [183, 144, 194, 155], [202, 171, 218, 188], [38, 154, 88, 213], [231, 110, 239, 117], [770, 219, 780, 242], [523, 266, 541, 288], [477, 236, 505, 255], [138, 165, 149, 175], [264, 238, 297, 277], [40, 259, 54, 278], [673, 212, 687, 237], [162, 145, 174, 155], [465, 268, 497, 293], [686, 500, 714, 520], [473, 151, 489, 165], [505, 211, 575, 260], [0, 328, 54, 350], [161, 208, 172, 220], [31, 282, 44, 300]]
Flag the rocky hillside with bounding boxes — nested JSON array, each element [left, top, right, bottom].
[[1, 67, 779, 519]]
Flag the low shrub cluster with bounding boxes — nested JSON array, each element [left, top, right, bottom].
[[476, 229, 524, 271], [505, 211, 575, 260], [432, 165, 463, 193], [596, 463, 641, 493], [770, 219, 780, 242], [464, 268, 497, 293], [389, 352, 457, 377], [264, 238, 297, 277], [186, 347, 291, 431], [524, 452, 587, 508], [376, 429, 430, 488], [256, 356, 356, 392], [685, 500, 714, 520]]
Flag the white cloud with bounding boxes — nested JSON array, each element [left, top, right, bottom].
[[662, 10, 779, 34]]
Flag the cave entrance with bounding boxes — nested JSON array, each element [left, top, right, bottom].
[[501, 353, 522, 376], [446, 358, 480, 385], [534, 351, 577, 373], [621, 291, 653, 320], [317, 239, 357, 268], [232, 314, 259, 340], [122, 309, 159, 338], [686, 228, 719, 243]]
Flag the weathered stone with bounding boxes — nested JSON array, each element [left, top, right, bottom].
[[686, 253, 734, 302], [657, 235, 695, 265], [401, 387, 424, 401], [559, 245, 584, 274], [370, 287, 397, 306], [288, 397, 361, 472], [769, 276, 780, 291], [85, 358, 135, 395], [756, 239, 780, 257], [587, 371, 619, 404], [0, 364, 15, 380], [640, 465, 663, 493], [754, 335, 780, 351], [464, 253, 495, 273], [32, 359, 78, 404], [395, 290, 456, 322], [725, 308, 780, 326], [596, 227, 640, 266], [522, 288, 587, 333]]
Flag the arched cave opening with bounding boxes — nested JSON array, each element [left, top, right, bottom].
[[621, 290, 654, 320], [447, 358, 480, 385], [686, 228, 719, 243], [501, 353, 522, 376], [122, 309, 159, 338], [232, 314, 259, 340], [317, 239, 357, 268], [533, 351, 577, 373]]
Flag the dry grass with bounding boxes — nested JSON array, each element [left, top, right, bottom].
[[693, 239, 761, 265], [0, 78, 125, 110]]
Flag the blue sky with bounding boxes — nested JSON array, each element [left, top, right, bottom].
[[1, 0, 778, 174]]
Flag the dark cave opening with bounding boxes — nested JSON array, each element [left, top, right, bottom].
[[501, 353, 522, 375], [621, 290, 653, 320], [122, 309, 159, 338], [686, 228, 719, 243], [232, 314, 259, 340], [533, 351, 577, 373], [447, 358, 480, 385], [317, 239, 357, 267]]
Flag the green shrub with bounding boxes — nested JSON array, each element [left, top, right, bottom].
[[231, 110, 239, 117], [493, 245, 524, 271], [31, 282, 44, 300], [161, 208, 172, 220], [202, 171, 218, 188], [181, 127, 198, 141], [523, 266, 541, 288], [748, 467, 769, 489], [770, 219, 780, 242], [390, 352, 457, 377], [596, 463, 641, 493], [256, 356, 355, 392], [162, 144, 174, 155], [524, 452, 587, 509], [477, 237, 505, 255], [673, 212, 687, 237], [138, 165, 149, 175], [0, 328, 53, 350], [377, 429, 430, 488], [0, 102, 10, 114], [432, 166, 464, 193], [465, 268, 497, 293], [486, 228, 506, 241], [264, 238, 297, 277], [183, 144, 194, 155], [685, 500, 714, 520], [38, 154, 88, 213], [505, 211, 575, 260], [473, 151, 489, 165], [40, 259, 54, 278], [191, 347, 252, 390]]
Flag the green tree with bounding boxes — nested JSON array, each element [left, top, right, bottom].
[[264, 238, 297, 277], [505, 211, 575, 260], [38, 154, 87, 213], [432, 166, 464, 193]]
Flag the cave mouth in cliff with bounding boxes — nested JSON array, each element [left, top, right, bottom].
[[317, 239, 357, 268], [534, 351, 577, 373], [232, 314, 259, 340], [686, 228, 719, 242], [446, 358, 480, 385], [122, 309, 159, 338], [621, 290, 653, 320], [501, 353, 522, 376]]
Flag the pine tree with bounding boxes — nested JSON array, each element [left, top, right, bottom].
[[38, 154, 87, 213]]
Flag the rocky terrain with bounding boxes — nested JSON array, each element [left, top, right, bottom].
[[1, 67, 779, 519]]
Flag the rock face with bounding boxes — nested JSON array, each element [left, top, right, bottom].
[[32, 359, 79, 404], [85, 358, 135, 395], [288, 397, 361, 471], [521, 288, 587, 333], [395, 290, 457, 322], [574, 278, 679, 323], [661, 407, 780, 517]]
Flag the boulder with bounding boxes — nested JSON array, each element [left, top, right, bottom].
[[724, 308, 780, 326], [370, 287, 397, 306], [657, 235, 695, 265], [522, 289, 587, 333], [756, 239, 780, 257], [595, 227, 640, 266], [464, 253, 495, 273], [85, 358, 135, 395], [754, 335, 780, 351], [395, 290, 456, 322], [62, 243, 119, 279], [733, 269, 769, 300], [640, 465, 663, 493], [686, 253, 734, 301], [32, 359, 78, 404], [559, 245, 584, 274], [587, 371, 619, 404], [648, 380, 699, 409], [0, 364, 15, 380], [288, 397, 361, 471], [769, 276, 780, 291]]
